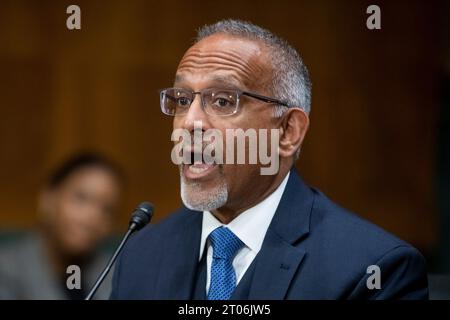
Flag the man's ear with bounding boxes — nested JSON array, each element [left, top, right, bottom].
[[278, 108, 309, 158]]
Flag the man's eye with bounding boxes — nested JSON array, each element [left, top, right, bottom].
[[177, 97, 191, 106], [212, 97, 234, 108]]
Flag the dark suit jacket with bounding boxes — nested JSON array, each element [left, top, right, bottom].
[[110, 170, 428, 299]]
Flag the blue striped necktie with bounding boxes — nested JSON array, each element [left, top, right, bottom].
[[207, 226, 244, 300]]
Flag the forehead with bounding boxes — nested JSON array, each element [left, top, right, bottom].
[[62, 167, 118, 189], [175, 34, 272, 90]]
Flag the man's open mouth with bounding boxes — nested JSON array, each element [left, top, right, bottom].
[[183, 149, 218, 180]]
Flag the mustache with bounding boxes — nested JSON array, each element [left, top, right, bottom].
[[179, 132, 223, 164]]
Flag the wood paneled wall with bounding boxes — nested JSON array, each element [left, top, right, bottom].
[[0, 0, 443, 251]]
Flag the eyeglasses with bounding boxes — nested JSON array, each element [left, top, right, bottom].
[[159, 87, 290, 117]]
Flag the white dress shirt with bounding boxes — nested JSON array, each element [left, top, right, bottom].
[[199, 172, 290, 294]]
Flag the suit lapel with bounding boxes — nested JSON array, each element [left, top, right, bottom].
[[247, 169, 315, 299], [246, 230, 306, 299], [155, 208, 203, 299], [192, 251, 207, 300]]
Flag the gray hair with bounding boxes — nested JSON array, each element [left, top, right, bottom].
[[196, 19, 312, 117]]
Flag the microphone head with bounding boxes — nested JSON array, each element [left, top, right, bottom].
[[129, 201, 154, 231]]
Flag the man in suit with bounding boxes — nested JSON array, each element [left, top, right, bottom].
[[110, 19, 428, 299]]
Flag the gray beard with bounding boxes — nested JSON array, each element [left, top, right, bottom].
[[180, 168, 228, 212]]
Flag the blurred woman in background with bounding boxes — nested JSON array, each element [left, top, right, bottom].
[[0, 153, 123, 299]]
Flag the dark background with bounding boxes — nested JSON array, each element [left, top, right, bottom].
[[0, 0, 449, 271]]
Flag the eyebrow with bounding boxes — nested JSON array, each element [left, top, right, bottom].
[[174, 74, 243, 90], [209, 75, 241, 87], [174, 74, 184, 84]]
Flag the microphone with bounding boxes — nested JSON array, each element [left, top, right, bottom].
[[85, 201, 154, 300]]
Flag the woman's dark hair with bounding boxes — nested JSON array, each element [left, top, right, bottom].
[[47, 153, 124, 189]]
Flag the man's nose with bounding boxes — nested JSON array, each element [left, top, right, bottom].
[[182, 94, 212, 132]]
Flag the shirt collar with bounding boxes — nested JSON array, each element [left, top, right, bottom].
[[199, 172, 290, 260]]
